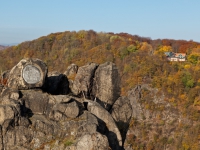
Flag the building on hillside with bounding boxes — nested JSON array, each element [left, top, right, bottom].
[[164, 52, 186, 61]]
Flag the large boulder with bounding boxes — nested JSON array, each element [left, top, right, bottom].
[[85, 99, 123, 150], [127, 85, 144, 120], [64, 63, 79, 91], [7, 58, 47, 90], [21, 90, 49, 115], [0, 60, 128, 150], [92, 62, 120, 110], [0, 105, 16, 125], [64, 63, 78, 78], [1, 87, 20, 100], [111, 96, 132, 143], [50, 101, 79, 120], [72, 63, 98, 98]]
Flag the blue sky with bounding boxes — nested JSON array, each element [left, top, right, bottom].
[[0, 0, 200, 45]]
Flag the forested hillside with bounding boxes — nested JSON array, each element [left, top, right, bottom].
[[0, 30, 200, 148]]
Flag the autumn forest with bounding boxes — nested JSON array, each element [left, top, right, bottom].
[[1, 30, 200, 149]]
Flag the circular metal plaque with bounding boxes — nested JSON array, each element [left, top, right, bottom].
[[22, 65, 41, 84]]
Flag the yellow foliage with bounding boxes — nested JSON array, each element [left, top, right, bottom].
[[182, 142, 190, 150], [193, 97, 200, 106], [140, 42, 152, 51], [184, 64, 191, 69], [179, 94, 186, 101], [154, 45, 172, 54], [190, 45, 200, 54]]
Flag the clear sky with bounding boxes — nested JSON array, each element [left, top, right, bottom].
[[0, 0, 200, 45]]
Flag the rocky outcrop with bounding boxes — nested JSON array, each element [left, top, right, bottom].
[[50, 101, 79, 120], [71, 62, 98, 98], [7, 58, 47, 90], [64, 63, 78, 78], [0, 58, 198, 150], [1, 87, 20, 100], [92, 62, 120, 110], [111, 96, 132, 144], [0, 59, 125, 150], [64, 63, 78, 92], [85, 99, 123, 150]]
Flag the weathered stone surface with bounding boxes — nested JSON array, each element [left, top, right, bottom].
[[1, 70, 10, 80], [78, 111, 99, 134], [46, 71, 70, 95], [3, 126, 33, 149], [48, 95, 85, 119], [64, 63, 78, 78], [111, 96, 132, 143], [64, 64, 79, 92], [59, 110, 99, 138], [111, 97, 132, 124], [7, 58, 47, 90], [74, 132, 109, 150], [1, 87, 20, 100], [72, 63, 98, 98], [50, 101, 79, 120], [30, 114, 55, 136], [92, 62, 120, 110], [127, 85, 143, 120], [0, 105, 15, 125], [0, 60, 127, 150], [21, 90, 49, 115], [49, 95, 72, 104], [85, 99, 122, 150]]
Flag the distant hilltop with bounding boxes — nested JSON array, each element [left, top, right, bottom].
[[0, 45, 8, 50]]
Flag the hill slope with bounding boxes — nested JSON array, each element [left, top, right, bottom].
[[0, 30, 200, 149]]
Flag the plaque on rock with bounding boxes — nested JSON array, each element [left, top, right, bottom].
[[22, 65, 41, 84]]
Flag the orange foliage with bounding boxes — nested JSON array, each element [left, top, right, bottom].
[[0, 78, 8, 86]]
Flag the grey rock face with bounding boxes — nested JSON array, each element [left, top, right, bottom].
[[64, 64, 79, 92], [49, 95, 72, 104], [92, 62, 120, 110], [74, 132, 109, 150], [7, 58, 47, 90], [46, 71, 70, 95], [21, 90, 49, 115], [0, 105, 16, 125], [72, 63, 98, 98], [50, 101, 79, 120], [64, 64, 78, 78], [85, 99, 123, 150], [127, 85, 144, 120], [1, 87, 20, 100], [0, 59, 126, 150], [111, 96, 132, 143], [111, 97, 132, 124]]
